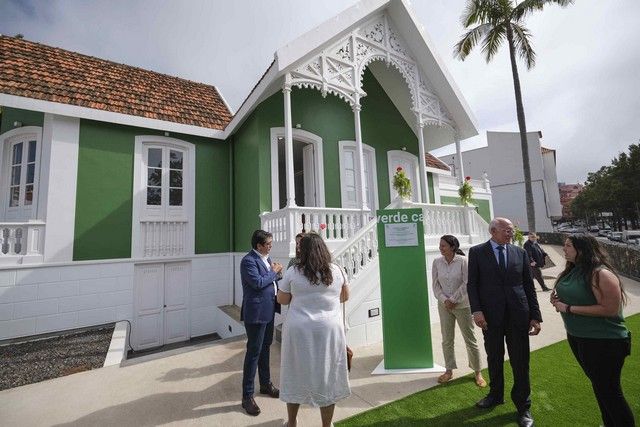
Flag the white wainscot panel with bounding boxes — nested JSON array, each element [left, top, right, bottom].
[[190, 306, 216, 338], [99, 290, 134, 307], [13, 300, 58, 319], [190, 292, 218, 310], [0, 285, 37, 303], [78, 307, 117, 327], [37, 282, 79, 300], [59, 294, 103, 313], [365, 319, 383, 343], [98, 263, 134, 278], [0, 303, 13, 321], [79, 277, 120, 295], [0, 318, 36, 339], [36, 312, 78, 334], [58, 264, 103, 282], [116, 304, 133, 320], [16, 268, 61, 286], [0, 270, 16, 286]]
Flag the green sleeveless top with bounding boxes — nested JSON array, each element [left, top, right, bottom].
[[555, 266, 628, 339]]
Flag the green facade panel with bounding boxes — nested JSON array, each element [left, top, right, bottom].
[[74, 120, 230, 261], [0, 107, 44, 134]]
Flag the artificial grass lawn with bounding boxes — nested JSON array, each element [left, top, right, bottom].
[[338, 314, 639, 426]]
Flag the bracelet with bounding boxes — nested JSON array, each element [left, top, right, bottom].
[[566, 305, 572, 314]]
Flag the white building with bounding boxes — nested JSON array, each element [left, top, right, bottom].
[[441, 131, 562, 232]]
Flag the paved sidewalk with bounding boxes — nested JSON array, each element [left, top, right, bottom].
[[1, 245, 639, 426]]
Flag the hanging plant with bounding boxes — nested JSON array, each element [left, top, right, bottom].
[[393, 166, 412, 199], [458, 176, 474, 206], [513, 225, 525, 247]]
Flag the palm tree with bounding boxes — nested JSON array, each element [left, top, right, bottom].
[[454, 0, 573, 232]]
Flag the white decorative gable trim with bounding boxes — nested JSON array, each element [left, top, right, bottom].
[[288, 13, 455, 130]]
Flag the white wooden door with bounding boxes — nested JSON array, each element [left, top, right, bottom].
[[303, 144, 316, 207], [134, 262, 190, 350], [134, 263, 164, 350], [163, 262, 190, 344]]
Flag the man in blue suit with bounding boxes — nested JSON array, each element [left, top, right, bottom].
[[467, 218, 542, 427], [240, 229, 283, 416]]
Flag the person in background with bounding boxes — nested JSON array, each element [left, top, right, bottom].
[[277, 232, 351, 427], [467, 217, 542, 427], [523, 232, 551, 291], [239, 230, 283, 416], [287, 232, 305, 270], [551, 234, 634, 427], [432, 234, 486, 387]]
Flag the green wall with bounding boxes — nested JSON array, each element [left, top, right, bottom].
[[441, 195, 492, 223], [231, 69, 419, 251], [74, 120, 229, 261], [427, 172, 435, 204], [0, 107, 44, 134]]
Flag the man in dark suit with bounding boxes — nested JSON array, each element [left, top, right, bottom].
[[240, 230, 283, 416], [523, 232, 550, 291], [467, 218, 542, 427]]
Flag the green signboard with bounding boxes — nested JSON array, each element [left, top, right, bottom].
[[376, 208, 433, 368]]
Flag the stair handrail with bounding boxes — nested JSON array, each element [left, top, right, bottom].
[[332, 216, 378, 282]]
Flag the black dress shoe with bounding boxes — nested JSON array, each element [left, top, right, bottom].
[[517, 410, 534, 427], [259, 382, 280, 398], [542, 287, 551, 292], [476, 395, 505, 409], [242, 397, 260, 416]]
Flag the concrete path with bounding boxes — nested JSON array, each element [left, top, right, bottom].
[[1, 245, 639, 427]]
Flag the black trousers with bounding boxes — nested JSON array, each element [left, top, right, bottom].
[[483, 310, 531, 412], [242, 320, 274, 398], [530, 266, 548, 290], [568, 333, 635, 427]]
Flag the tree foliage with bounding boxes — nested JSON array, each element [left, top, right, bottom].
[[572, 142, 640, 229]]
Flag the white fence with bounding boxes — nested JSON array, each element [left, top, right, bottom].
[[0, 221, 45, 265]]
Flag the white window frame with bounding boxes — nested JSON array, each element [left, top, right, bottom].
[[338, 141, 379, 211], [132, 136, 195, 258], [0, 126, 43, 221], [270, 127, 325, 211]]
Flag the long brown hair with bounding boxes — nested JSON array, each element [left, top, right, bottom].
[[298, 232, 333, 286], [555, 233, 628, 305]]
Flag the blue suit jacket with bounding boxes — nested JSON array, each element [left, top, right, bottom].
[[467, 241, 542, 329], [240, 250, 281, 324]]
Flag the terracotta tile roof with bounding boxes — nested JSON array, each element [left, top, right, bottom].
[[541, 146, 554, 154], [0, 35, 232, 130], [426, 153, 450, 171]]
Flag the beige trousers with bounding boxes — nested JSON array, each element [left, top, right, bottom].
[[437, 302, 481, 371]]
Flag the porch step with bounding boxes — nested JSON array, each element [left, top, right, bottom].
[[218, 304, 242, 323]]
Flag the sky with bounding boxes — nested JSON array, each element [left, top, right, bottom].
[[1, 0, 639, 184]]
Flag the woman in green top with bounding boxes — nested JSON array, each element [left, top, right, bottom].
[[551, 234, 634, 426]]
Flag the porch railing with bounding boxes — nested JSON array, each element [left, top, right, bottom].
[[0, 221, 46, 264], [261, 206, 368, 256], [141, 220, 187, 257]]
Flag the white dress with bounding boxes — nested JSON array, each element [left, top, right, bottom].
[[279, 263, 351, 407]]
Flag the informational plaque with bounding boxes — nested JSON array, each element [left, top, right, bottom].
[[384, 223, 418, 247]]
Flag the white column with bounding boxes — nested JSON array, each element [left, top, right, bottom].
[[455, 136, 465, 184], [416, 117, 429, 204], [352, 100, 369, 221], [283, 75, 296, 208]]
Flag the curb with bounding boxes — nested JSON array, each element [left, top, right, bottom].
[[103, 321, 129, 367]]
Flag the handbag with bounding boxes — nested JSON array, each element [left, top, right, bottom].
[[339, 266, 353, 371]]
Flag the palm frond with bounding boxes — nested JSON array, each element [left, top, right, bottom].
[[454, 23, 493, 60], [481, 24, 507, 63], [513, 0, 574, 22], [511, 23, 536, 69], [460, 0, 504, 27]]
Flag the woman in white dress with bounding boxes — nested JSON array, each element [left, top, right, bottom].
[[432, 234, 486, 387], [277, 232, 351, 427]]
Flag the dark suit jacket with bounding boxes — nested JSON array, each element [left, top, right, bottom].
[[523, 240, 546, 267], [467, 241, 542, 329], [240, 250, 281, 324]]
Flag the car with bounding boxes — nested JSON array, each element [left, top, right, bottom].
[[608, 232, 623, 242], [622, 230, 640, 243], [588, 226, 600, 233], [598, 230, 611, 237]]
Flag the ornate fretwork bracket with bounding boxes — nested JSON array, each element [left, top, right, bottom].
[[288, 13, 455, 129]]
